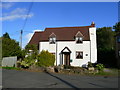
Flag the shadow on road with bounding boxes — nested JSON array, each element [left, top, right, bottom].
[[88, 82, 106, 88], [45, 71, 80, 90]]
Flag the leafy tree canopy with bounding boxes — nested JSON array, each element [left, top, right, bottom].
[[2, 32, 10, 39], [25, 44, 38, 55], [96, 27, 117, 68], [97, 27, 115, 50], [113, 22, 120, 34], [2, 33, 22, 58]]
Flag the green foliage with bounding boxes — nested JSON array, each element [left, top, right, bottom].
[[96, 64, 104, 71], [98, 49, 117, 67], [88, 62, 93, 67], [36, 50, 55, 67], [21, 49, 26, 60], [113, 22, 120, 34], [3, 32, 10, 39], [97, 27, 115, 50], [2, 67, 21, 70], [20, 55, 36, 68], [20, 44, 38, 68], [2, 36, 22, 59], [94, 71, 112, 76], [25, 44, 38, 55], [96, 27, 117, 68]]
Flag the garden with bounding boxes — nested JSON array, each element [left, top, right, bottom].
[[1, 43, 119, 77]]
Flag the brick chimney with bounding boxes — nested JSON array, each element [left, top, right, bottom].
[[91, 21, 95, 27]]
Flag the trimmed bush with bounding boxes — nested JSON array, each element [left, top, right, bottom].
[[96, 63, 104, 71], [88, 62, 93, 67], [36, 50, 55, 67]]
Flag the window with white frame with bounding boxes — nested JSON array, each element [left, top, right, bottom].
[[76, 51, 83, 59], [49, 37, 56, 44], [76, 37, 83, 43]]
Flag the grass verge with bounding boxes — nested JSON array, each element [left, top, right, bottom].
[[2, 67, 21, 70]]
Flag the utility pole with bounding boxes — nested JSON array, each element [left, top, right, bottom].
[[20, 30, 23, 49]]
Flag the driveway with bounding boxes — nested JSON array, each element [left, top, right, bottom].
[[2, 69, 119, 89]]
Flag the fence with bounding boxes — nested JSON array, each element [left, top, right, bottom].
[[2, 56, 17, 67]]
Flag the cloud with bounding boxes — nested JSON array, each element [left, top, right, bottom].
[[0, 8, 34, 21], [25, 33, 34, 43], [25, 29, 42, 43], [22, 29, 43, 48], [0, 3, 14, 9], [33, 29, 43, 32]]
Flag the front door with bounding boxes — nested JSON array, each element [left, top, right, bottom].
[[64, 53, 70, 66]]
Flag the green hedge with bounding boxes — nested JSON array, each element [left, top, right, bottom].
[[36, 50, 55, 67]]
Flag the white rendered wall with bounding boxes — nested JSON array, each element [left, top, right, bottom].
[[39, 42, 56, 53], [39, 41, 91, 67], [89, 27, 97, 63]]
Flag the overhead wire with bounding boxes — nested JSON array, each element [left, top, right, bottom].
[[20, 1, 34, 49], [22, 2, 34, 31]]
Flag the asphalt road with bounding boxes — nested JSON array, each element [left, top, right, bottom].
[[2, 69, 119, 89]]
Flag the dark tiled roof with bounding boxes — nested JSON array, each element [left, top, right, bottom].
[[29, 25, 95, 45], [29, 31, 43, 45]]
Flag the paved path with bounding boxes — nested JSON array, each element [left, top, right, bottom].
[[2, 69, 119, 89]]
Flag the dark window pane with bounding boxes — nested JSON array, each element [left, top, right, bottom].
[[76, 37, 83, 43], [76, 52, 83, 59]]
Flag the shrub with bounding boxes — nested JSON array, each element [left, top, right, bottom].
[[88, 62, 93, 67], [36, 50, 55, 67], [20, 55, 36, 68], [96, 63, 104, 71]]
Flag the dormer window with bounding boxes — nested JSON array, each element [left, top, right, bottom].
[[49, 37, 56, 44], [75, 31, 83, 44], [49, 32, 56, 44], [76, 37, 83, 43]]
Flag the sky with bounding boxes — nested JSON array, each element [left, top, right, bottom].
[[0, 2, 119, 48]]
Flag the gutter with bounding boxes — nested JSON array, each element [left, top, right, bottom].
[[56, 41, 57, 66], [90, 40, 91, 62]]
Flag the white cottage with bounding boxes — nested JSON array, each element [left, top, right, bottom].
[[29, 22, 97, 67]]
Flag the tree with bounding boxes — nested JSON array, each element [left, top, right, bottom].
[[2, 33, 22, 59], [25, 44, 38, 55], [97, 27, 115, 50], [3, 32, 10, 39], [113, 22, 120, 34], [96, 27, 117, 67], [19, 44, 38, 68]]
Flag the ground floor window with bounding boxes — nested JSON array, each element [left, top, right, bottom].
[[76, 51, 83, 59]]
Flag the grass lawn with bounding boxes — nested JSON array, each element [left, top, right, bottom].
[[2, 67, 21, 70], [92, 68, 119, 76]]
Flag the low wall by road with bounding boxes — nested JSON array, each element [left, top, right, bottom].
[[2, 56, 17, 67]]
